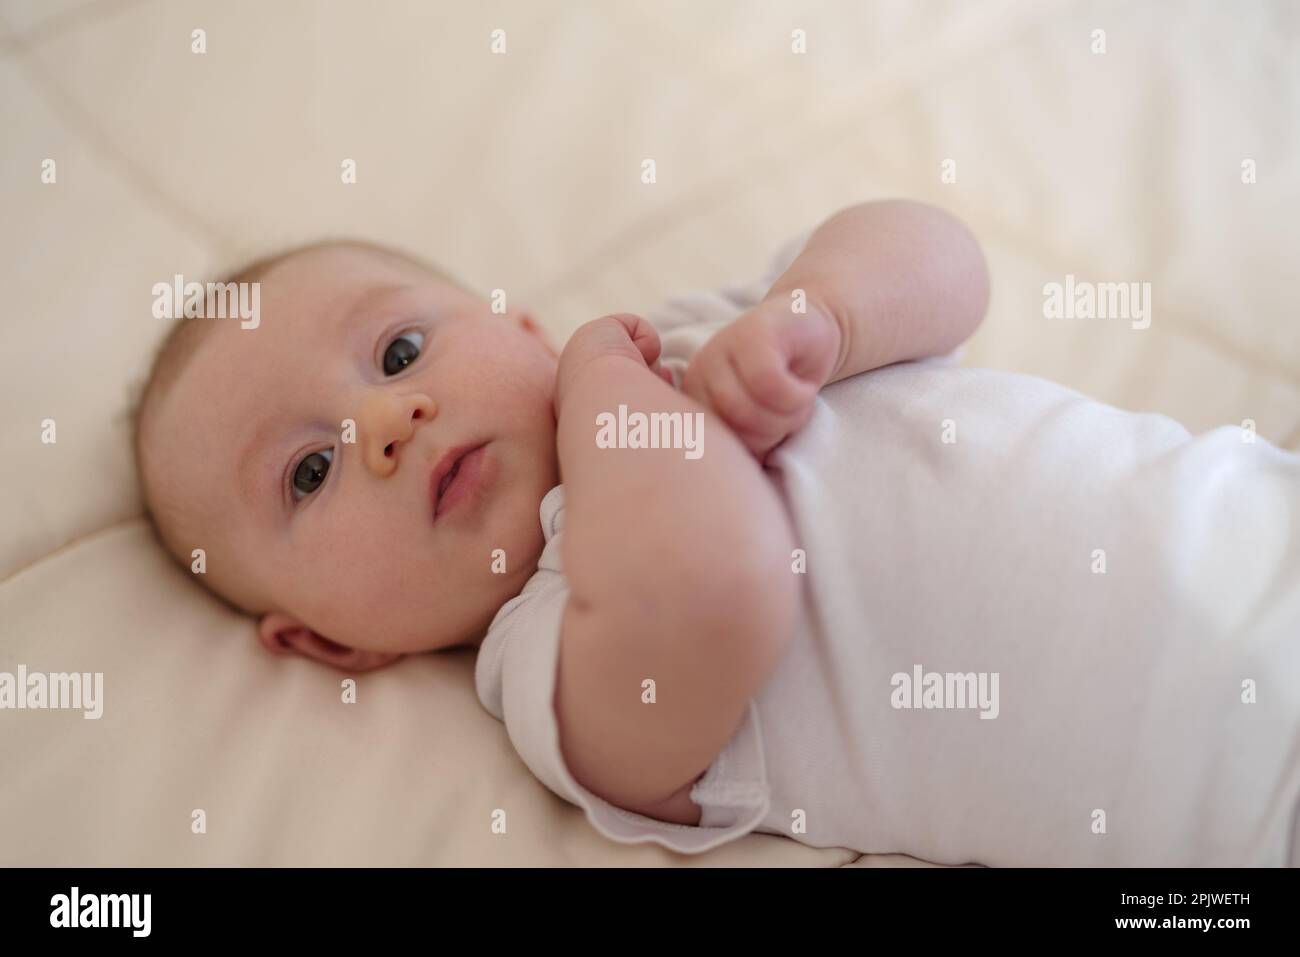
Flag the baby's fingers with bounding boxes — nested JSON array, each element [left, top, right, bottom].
[[600, 312, 662, 369], [730, 336, 822, 418], [684, 352, 790, 455], [556, 313, 666, 412], [772, 303, 842, 386]]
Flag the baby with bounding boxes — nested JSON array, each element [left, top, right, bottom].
[[134, 202, 1300, 866]]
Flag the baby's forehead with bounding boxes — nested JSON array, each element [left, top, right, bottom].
[[156, 244, 460, 459], [258, 243, 434, 307], [259, 244, 480, 343]]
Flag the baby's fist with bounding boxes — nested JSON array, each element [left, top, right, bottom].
[[555, 313, 673, 412], [682, 299, 841, 461]]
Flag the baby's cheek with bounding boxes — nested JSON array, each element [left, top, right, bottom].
[[503, 508, 547, 586]]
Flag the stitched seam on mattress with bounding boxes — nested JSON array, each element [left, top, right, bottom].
[[1161, 321, 1300, 393], [8, 21, 241, 260], [851, 146, 1300, 395], [0, 516, 146, 586], [528, 0, 1066, 312], [537, 1, 1300, 401], [0, 0, 146, 49]]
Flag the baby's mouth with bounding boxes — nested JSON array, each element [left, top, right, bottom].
[[430, 443, 489, 522], [436, 463, 459, 502]]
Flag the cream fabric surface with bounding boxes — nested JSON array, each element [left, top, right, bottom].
[[2, 0, 1297, 866]]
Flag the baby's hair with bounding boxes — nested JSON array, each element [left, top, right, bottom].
[[129, 239, 464, 615]]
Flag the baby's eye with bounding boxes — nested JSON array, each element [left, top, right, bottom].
[[382, 331, 424, 376], [291, 448, 333, 501]]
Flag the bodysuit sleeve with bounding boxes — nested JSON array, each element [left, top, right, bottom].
[[474, 485, 772, 855]]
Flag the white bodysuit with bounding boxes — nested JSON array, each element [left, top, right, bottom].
[[474, 235, 1300, 866]]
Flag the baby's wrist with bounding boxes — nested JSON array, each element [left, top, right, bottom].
[[757, 286, 848, 387]]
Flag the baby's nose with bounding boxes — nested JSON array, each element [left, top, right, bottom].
[[359, 392, 437, 477]]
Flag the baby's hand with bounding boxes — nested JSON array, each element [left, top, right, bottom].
[[555, 313, 674, 414], [682, 299, 841, 461]]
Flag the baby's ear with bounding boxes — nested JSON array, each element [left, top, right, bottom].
[[258, 612, 401, 673]]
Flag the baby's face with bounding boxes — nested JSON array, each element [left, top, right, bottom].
[[149, 245, 559, 658]]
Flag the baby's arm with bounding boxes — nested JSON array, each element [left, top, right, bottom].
[[683, 199, 990, 459], [552, 314, 799, 817]]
